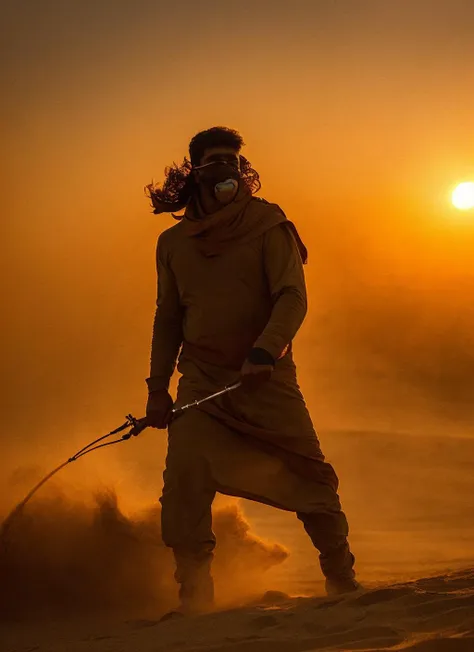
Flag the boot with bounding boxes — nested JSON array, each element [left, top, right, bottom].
[[172, 548, 215, 617], [325, 575, 360, 596], [320, 542, 360, 596], [297, 512, 360, 596]]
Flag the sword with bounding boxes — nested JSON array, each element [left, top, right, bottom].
[[173, 381, 241, 413], [127, 381, 242, 437]]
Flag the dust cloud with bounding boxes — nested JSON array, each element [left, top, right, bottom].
[[0, 471, 287, 621]]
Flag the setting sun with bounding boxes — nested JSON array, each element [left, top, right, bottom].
[[452, 182, 474, 210]]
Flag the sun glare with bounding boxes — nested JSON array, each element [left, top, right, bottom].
[[452, 182, 474, 210]]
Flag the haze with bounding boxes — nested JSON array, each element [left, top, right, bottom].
[[1, 1, 473, 607]]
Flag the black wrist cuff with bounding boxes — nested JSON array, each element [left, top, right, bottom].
[[247, 347, 275, 366]]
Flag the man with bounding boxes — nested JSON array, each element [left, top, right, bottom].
[[144, 126, 358, 617]]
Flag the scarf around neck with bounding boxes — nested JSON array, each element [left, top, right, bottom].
[[181, 184, 308, 263]]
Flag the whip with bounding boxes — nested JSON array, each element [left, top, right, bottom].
[[0, 382, 241, 544]]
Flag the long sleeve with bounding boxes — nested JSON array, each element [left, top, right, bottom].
[[145, 234, 184, 392], [253, 223, 308, 361]]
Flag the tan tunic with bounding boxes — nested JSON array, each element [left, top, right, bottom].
[[147, 203, 339, 491], [148, 211, 307, 386]]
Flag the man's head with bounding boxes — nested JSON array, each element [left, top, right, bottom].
[[145, 126, 261, 216], [189, 126, 244, 168], [189, 127, 244, 208]]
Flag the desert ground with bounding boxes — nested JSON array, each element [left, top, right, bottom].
[[1, 429, 474, 651]]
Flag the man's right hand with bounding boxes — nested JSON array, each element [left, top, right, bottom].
[[145, 389, 174, 429]]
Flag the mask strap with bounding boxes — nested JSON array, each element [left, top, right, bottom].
[[193, 161, 224, 171]]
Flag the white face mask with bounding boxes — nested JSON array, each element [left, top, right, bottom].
[[194, 161, 241, 204], [214, 178, 239, 202]]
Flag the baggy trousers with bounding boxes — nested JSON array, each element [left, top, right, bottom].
[[160, 409, 355, 611]]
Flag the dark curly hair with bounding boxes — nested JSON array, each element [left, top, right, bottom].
[[189, 126, 244, 166], [144, 126, 261, 217]]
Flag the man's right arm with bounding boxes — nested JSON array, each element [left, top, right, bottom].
[[145, 234, 184, 393]]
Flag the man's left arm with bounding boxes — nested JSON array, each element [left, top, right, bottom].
[[240, 223, 307, 387], [254, 222, 307, 359]]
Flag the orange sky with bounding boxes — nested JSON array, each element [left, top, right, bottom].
[[1, 0, 474, 472]]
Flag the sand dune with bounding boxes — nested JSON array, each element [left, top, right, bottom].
[[2, 567, 474, 651], [2, 430, 474, 651]]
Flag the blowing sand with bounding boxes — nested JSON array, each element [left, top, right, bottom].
[[1, 429, 474, 651]]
